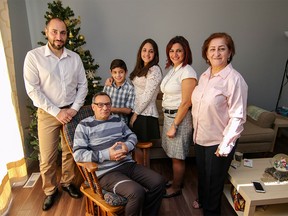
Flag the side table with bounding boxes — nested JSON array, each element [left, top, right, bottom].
[[270, 115, 288, 152], [224, 158, 288, 216]]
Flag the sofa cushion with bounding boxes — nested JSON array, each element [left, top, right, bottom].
[[239, 121, 274, 143], [247, 105, 276, 128]]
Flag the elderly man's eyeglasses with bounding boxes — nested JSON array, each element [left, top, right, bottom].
[[93, 102, 112, 108]]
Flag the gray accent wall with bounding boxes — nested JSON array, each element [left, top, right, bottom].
[[24, 0, 288, 111], [7, 0, 288, 156]]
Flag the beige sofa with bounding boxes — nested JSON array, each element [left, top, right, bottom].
[[150, 99, 278, 159]]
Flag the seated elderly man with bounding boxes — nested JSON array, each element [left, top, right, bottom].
[[73, 92, 166, 216]]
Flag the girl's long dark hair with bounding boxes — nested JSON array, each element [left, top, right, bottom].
[[130, 38, 160, 80]]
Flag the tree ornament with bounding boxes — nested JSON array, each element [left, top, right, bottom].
[[78, 35, 85, 41], [64, 19, 70, 26], [93, 80, 99, 88], [77, 47, 84, 55]]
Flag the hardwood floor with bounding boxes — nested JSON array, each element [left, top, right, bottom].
[[7, 135, 287, 216], [7, 163, 86, 216]]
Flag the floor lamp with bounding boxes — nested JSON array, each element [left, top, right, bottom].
[[275, 58, 288, 111], [275, 31, 288, 113]]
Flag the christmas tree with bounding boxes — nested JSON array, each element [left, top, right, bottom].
[[38, 0, 102, 103]]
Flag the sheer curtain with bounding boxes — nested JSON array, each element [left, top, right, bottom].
[[0, 1, 28, 215]]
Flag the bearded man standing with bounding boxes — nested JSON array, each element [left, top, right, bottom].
[[23, 17, 88, 211]]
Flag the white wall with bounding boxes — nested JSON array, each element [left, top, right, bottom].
[[24, 0, 288, 111]]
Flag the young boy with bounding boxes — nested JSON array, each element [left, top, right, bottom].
[[103, 59, 135, 124]]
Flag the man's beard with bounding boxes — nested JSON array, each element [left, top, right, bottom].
[[49, 40, 65, 50]]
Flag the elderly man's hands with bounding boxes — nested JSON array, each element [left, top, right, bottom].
[[110, 142, 128, 161]]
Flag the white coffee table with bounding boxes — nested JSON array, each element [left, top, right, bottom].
[[224, 158, 288, 216]]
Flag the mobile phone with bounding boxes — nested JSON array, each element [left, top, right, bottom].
[[252, 181, 265, 193]]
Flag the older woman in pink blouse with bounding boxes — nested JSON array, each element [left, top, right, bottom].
[[191, 32, 248, 216]]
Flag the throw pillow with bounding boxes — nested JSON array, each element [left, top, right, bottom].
[[103, 190, 128, 206], [247, 105, 275, 128], [83, 181, 127, 206]]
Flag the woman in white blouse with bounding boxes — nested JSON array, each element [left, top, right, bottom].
[[160, 36, 197, 198], [129, 38, 162, 142]]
